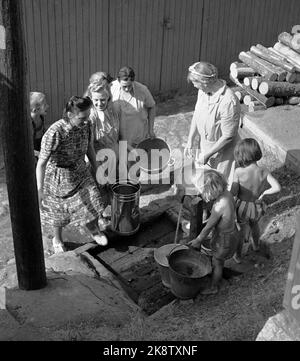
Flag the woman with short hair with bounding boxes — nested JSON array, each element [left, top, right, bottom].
[[111, 66, 156, 148]]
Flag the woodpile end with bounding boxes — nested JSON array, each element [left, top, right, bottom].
[[230, 25, 300, 112]]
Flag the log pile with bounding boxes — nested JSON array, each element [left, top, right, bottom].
[[230, 25, 300, 112]]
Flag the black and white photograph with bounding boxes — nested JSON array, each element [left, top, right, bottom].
[[0, 0, 300, 345]]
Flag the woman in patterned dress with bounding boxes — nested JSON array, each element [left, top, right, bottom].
[[36, 96, 108, 253]]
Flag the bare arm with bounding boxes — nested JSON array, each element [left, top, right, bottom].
[[188, 204, 221, 248], [147, 106, 156, 137], [203, 136, 233, 161], [186, 111, 198, 148], [230, 169, 240, 197], [259, 172, 281, 200], [36, 157, 48, 207]]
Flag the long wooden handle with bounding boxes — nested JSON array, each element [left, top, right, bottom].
[[174, 203, 183, 244]]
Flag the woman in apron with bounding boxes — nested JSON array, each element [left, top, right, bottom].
[[184, 61, 241, 187], [111, 67, 156, 180]]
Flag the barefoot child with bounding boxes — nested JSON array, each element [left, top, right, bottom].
[[30, 92, 49, 162], [188, 169, 240, 294], [230, 138, 281, 263], [36, 96, 108, 253]]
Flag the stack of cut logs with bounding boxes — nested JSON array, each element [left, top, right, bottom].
[[230, 25, 300, 112]]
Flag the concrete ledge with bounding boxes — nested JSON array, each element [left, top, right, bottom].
[[241, 105, 300, 175], [256, 310, 300, 341]]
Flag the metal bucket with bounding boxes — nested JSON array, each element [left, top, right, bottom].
[[111, 181, 140, 236], [153, 244, 189, 288], [136, 137, 174, 175], [168, 248, 212, 299]]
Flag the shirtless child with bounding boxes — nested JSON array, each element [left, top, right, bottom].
[[188, 169, 240, 294], [230, 138, 281, 263]]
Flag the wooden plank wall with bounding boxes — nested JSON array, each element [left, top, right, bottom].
[[200, 0, 300, 80], [21, 0, 300, 124]]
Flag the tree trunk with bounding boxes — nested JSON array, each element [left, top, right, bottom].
[[230, 75, 275, 108], [287, 96, 300, 105], [259, 81, 300, 97], [274, 42, 300, 68], [274, 98, 284, 105], [251, 45, 295, 73], [286, 72, 297, 83], [0, 0, 47, 290], [278, 32, 299, 51], [251, 77, 264, 90], [248, 50, 287, 81], [230, 61, 256, 79], [232, 87, 247, 102], [268, 46, 300, 72], [291, 33, 300, 52], [248, 103, 266, 112], [243, 94, 255, 106], [243, 77, 253, 87], [238, 51, 278, 81]]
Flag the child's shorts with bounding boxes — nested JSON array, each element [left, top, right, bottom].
[[236, 199, 266, 224], [210, 227, 240, 261]]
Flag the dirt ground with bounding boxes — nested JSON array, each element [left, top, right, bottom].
[[1, 95, 300, 340]]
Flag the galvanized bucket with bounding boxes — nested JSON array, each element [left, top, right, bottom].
[[111, 181, 140, 236]]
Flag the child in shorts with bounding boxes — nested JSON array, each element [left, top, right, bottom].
[[188, 169, 240, 294]]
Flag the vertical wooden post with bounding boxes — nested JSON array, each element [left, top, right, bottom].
[[0, 0, 47, 290], [189, 196, 203, 240]]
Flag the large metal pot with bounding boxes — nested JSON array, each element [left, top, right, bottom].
[[168, 248, 212, 299], [153, 243, 189, 288], [136, 137, 174, 175]]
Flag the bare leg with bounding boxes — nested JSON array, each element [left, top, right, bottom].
[[52, 226, 65, 253], [86, 218, 108, 246], [251, 220, 271, 259], [233, 223, 247, 263], [201, 258, 223, 295], [250, 220, 260, 251]]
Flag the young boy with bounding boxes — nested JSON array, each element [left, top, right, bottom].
[[30, 92, 49, 161]]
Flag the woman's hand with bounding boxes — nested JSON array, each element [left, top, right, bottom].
[[195, 152, 209, 166]]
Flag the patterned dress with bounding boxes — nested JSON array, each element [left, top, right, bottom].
[[39, 119, 105, 227]]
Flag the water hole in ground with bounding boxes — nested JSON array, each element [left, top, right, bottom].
[[87, 214, 243, 316]]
